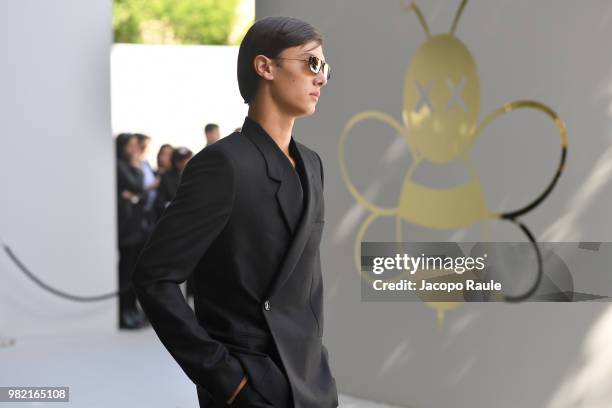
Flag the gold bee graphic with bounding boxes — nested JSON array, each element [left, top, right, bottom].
[[339, 0, 568, 325]]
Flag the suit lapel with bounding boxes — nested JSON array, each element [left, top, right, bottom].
[[241, 117, 297, 234], [241, 117, 317, 297], [275, 175, 299, 235], [266, 142, 315, 297]]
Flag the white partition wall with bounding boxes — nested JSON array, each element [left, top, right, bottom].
[[0, 1, 115, 336], [257, 1, 612, 407], [111, 44, 248, 160]]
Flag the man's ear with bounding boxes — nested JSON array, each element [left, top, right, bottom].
[[253, 55, 275, 81]]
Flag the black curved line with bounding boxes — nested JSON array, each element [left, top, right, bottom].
[[3, 243, 129, 302], [501, 146, 567, 220], [500, 220, 543, 303]]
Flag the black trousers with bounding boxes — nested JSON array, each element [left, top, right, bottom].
[[118, 243, 144, 318]]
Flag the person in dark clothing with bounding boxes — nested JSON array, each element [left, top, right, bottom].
[[204, 123, 220, 147], [134, 133, 161, 240], [156, 143, 174, 176], [132, 16, 335, 408], [116, 133, 149, 330], [153, 146, 193, 222]]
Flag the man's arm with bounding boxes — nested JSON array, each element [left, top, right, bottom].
[[132, 146, 246, 404], [117, 160, 144, 194], [315, 151, 324, 190]]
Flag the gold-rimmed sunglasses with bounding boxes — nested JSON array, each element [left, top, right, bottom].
[[273, 55, 331, 80]]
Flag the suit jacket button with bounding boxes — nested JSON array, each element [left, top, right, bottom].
[[264, 300, 271, 311]]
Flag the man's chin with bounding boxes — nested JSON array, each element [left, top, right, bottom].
[[300, 105, 317, 117], [290, 101, 317, 118]]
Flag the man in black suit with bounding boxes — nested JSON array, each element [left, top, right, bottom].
[[132, 16, 336, 408]]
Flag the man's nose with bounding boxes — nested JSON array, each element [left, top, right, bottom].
[[314, 71, 327, 87]]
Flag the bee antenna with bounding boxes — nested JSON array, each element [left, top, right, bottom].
[[403, 1, 431, 38], [450, 0, 468, 35]]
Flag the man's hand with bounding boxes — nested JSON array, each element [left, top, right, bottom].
[[227, 376, 248, 404], [121, 190, 140, 204]]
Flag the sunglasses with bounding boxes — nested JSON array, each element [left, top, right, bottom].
[[274, 55, 331, 80]]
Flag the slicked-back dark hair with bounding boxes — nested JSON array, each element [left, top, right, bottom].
[[237, 16, 322, 104]]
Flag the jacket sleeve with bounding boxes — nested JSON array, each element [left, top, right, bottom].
[[132, 146, 245, 403], [117, 160, 145, 194], [315, 151, 324, 191], [152, 172, 171, 220]]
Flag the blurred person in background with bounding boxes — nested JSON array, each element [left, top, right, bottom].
[[135, 133, 161, 238], [204, 123, 220, 146], [115, 133, 149, 330], [156, 143, 174, 175], [153, 146, 193, 221]]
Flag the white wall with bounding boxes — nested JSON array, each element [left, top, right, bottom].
[[111, 44, 248, 162], [0, 1, 115, 336], [257, 1, 612, 407]]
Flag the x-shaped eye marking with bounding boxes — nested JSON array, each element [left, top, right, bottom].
[[415, 80, 434, 113], [414, 77, 468, 113], [447, 77, 467, 112]]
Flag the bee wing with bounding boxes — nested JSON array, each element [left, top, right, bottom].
[[339, 110, 413, 215], [472, 100, 567, 219]]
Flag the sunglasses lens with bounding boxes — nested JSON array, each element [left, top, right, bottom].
[[309, 56, 322, 74], [324, 63, 330, 80]]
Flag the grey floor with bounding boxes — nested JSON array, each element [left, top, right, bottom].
[[0, 328, 401, 408]]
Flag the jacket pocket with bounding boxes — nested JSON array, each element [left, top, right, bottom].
[[227, 346, 290, 408]]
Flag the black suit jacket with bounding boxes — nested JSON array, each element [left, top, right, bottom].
[[152, 168, 181, 221], [116, 158, 146, 247], [132, 116, 338, 408]]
